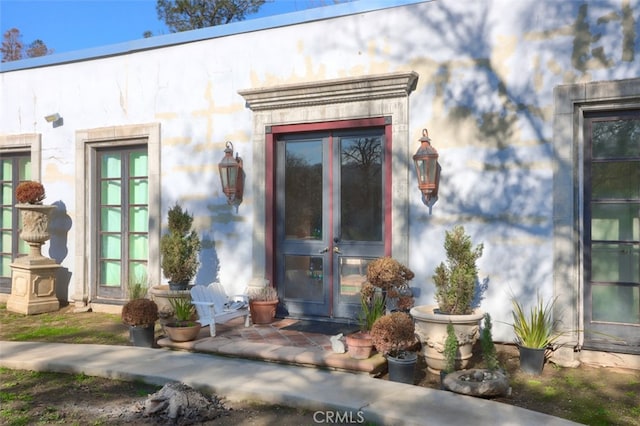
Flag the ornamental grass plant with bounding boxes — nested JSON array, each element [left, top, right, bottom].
[[511, 293, 558, 349]]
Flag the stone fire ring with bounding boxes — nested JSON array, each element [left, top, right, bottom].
[[442, 368, 510, 397]]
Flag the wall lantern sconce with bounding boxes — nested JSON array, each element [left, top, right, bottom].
[[218, 141, 244, 205], [413, 128, 440, 209], [44, 113, 63, 128]]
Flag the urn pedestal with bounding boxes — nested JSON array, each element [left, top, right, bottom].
[[7, 204, 60, 315]]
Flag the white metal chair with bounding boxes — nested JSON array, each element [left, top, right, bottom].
[[190, 282, 251, 337]]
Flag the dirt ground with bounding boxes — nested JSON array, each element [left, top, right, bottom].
[[1, 306, 639, 425]]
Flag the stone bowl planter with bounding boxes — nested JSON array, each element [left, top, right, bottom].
[[442, 368, 510, 397]]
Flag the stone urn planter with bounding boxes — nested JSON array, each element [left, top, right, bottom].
[[17, 204, 56, 259], [149, 285, 192, 323], [410, 305, 484, 373]]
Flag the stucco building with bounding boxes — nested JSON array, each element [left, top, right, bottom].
[[1, 0, 638, 369]]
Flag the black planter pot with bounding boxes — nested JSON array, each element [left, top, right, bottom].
[[129, 324, 155, 348], [519, 346, 545, 375], [168, 281, 188, 291], [387, 351, 417, 384]]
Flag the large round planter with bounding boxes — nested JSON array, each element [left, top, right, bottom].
[[249, 299, 279, 324], [410, 305, 483, 373], [387, 351, 417, 384], [345, 331, 374, 360], [519, 346, 546, 375], [16, 204, 56, 259], [442, 368, 510, 397], [129, 324, 155, 348], [164, 322, 202, 342], [149, 285, 192, 321]]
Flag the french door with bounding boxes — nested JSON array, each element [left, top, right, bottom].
[[584, 109, 640, 353], [275, 127, 388, 320]]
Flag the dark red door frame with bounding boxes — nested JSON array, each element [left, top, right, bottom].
[[264, 117, 393, 288]]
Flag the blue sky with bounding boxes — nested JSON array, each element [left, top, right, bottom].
[[0, 0, 338, 54]]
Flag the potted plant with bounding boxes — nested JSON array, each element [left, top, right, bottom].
[[164, 296, 202, 342], [411, 225, 485, 373], [346, 287, 385, 359], [364, 257, 415, 313], [370, 311, 417, 384], [248, 286, 279, 324], [14, 181, 55, 259], [121, 298, 159, 348], [442, 313, 510, 397], [160, 203, 201, 291], [511, 293, 559, 375]]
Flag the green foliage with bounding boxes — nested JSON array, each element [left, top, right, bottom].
[[511, 293, 558, 349], [169, 296, 195, 324], [157, 0, 266, 32], [160, 203, 201, 284], [433, 226, 483, 315], [481, 313, 500, 371], [443, 322, 458, 373], [127, 270, 148, 300], [357, 292, 385, 332]]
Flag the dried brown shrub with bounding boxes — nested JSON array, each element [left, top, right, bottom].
[[370, 311, 416, 356], [16, 181, 45, 204], [121, 298, 159, 327]]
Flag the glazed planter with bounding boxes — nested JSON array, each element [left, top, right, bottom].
[[345, 331, 374, 360], [129, 324, 155, 348], [387, 351, 417, 384], [410, 305, 483, 373], [164, 322, 202, 342], [519, 346, 546, 375], [249, 299, 279, 324]]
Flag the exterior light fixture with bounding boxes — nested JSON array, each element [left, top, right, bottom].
[[44, 113, 63, 127], [218, 141, 243, 205], [413, 128, 440, 207]]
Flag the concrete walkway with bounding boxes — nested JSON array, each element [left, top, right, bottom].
[[0, 341, 580, 426]]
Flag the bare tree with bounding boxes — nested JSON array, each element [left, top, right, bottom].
[[26, 39, 53, 58], [157, 0, 266, 33], [1, 28, 23, 62]]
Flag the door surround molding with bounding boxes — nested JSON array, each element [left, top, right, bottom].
[[239, 71, 418, 287]]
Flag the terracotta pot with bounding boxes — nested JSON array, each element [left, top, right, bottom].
[[164, 322, 202, 342], [346, 331, 374, 359], [410, 305, 483, 373], [249, 299, 278, 324]]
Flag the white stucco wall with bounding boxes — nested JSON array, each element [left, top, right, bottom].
[[1, 0, 638, 341]]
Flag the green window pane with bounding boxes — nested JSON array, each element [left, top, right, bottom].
[[18, 157, 31, 180], [1, 207, 11, 228], [130, 178, 148, 204], [1, 231, 11, 252], [129, 234, 148, 260], [130, 152, 148, 177], [18, 238, 28, 255], [101, 153, 121, 178], [592, 243, 639, 283], [1, 254, 10, 277], [1, 159, 11, 179], [129, 206, 148, 232], [591, 203, 640, 241], [101, 207, 121, 232], [101, 234, 121, 258], [592, 161, 640, 199], [2, 183, 12, 205], [100, 260, 121, 287], [592, 284, 640, 324], [129, 262, 147, 284], [101, 180, 122, 204], [592, 119, 640, 159]]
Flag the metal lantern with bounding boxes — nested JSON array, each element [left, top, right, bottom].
[[413, 129, 440, 205], [218, 141, 243, 205]]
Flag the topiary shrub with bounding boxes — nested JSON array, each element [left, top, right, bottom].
[[16, 181, 45, 204], [362, 257, 414, 313], [121, 298, 159, 327], [160, 203, 201, 285]]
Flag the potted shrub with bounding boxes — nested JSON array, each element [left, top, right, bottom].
[[364, 257, 415, 313], [346, 287, 385, 359], [370, 311, 417, 384], [442, 313, 510, 397], [14, 181, 55, 259], [160, 203, 201, 291], [164, 296, 202, 342], [411, 225, 485, 373], [511, 293, 559, 375], [121, 298, 159, 348], [248, 286, 279, 324]]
